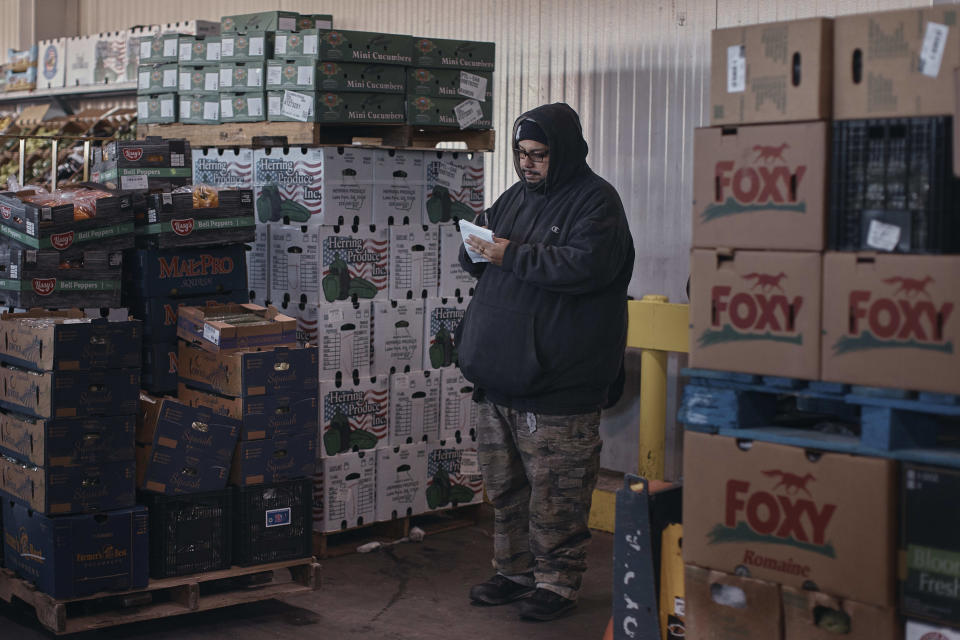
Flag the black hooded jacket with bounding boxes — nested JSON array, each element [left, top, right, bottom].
[[455, 103, 635, 414]]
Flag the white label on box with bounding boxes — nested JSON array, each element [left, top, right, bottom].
[[275, 35, 287, 55], [179, 42, 192, 61], [160, 98, 174, 118], [163, 68, 177, 87], [304, 34, 319, 55], [281, 90, 312, 121], [433, 162, 463, 190], [221, 37, 235, 58], [248, 97, 263, 117], [248, 67, 263, 87], [920, 22, 949, 78], [297, 65, 314, 86], [460, 450, 479, 475], [249, 36, 265, 57], [334, 486, 350, 503], [674, 597, 685, 617], [163, 38, 177, 58], [140, 41, 150, 60], [180, 97, 190, 116], [137, 99, 148, 119], [121, 174, 149, 190], [866, 220, 901, 251], [204, 72, 218, 91], [328, 308, 343, 324], [203, 323, 220, 345], [727, 44, 746, 93], [454, 99, 484, 129], [221, 68, 233, 88], [203, 100, 219, 120], [267, 66, 282, 85], [269, 95, 281, 114], [458, 71, 487, 101], [279, 17, 297, 31], [221, 97, 234, 118], [265, 507, 291, 527], [138, 71, 150, 89], [207, 42, 220, 61], [179, 71, 191, 91]]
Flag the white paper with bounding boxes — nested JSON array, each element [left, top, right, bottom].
[[281, 90, 311, 121], [459, 219, 494, 263], [203, 100, 219, 121], [221, 37, 235, 58], [138, 71, 150, 90], [203, 324, 220, 345], [269, 95, 282, 115], [727, 44, 746, 93], [278, 17, 297, 31], [179, 71, 191, 91], [249, 36, 265, 57], [297, 65, 315, 86], [137, 99, 148, 119], [160, 98, 174, 118], [275, 35, 287, 55], [674, 597, 685, 617], [248, 97, 263, 117], [866, 219, 901, 251], [433, 162, 463, 190], [304, 34, 319, 55], [460, 450, 480, 475], [458, 71, 488, 101], [163, 38, 177, 58], [163, 68, 177, 88], [920, 22, 949, 78], [180, 98, 190, 117], [204, 72, 218, 92], [206, 42, 221, 61], [179, 42, 192, 61], [267, 66, 282, 85], [220, 68, 232, 88], [221, 97, 234, 118], [121, 174, 149, 190], [248, 67, 263, 87], [140, 41, 150, 60], [454, 99, 484, 129]]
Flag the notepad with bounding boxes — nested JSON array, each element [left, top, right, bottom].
[[459, 219, 494, 263]]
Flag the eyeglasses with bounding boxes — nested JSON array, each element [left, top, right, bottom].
[[513, 147, 549, 164]]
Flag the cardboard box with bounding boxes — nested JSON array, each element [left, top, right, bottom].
[[1, 456, 135, 515], [124, 244, 247, 299], [177, 384, 317, 441], [781, 585, 899, 640], [319, 377, 389, 457], [136, 394, 240, 494], [139, 33, 178, 64], [65, 35, 96, 87], [220, 91, 265, 123], [907, 620, 960, 640], [221, 11, 298, 33], [424, 151, 484, 224], [389, 370, 440, 445], [835, 6, 960, 119], [176, 302, 296, 353], [902, 464, 960, 627], [318, 30, 413, 66], [36, 38, 66, 89], [426, 435, 482, 510], [230, 432, 316, 486], [439, 368, 478, 441], [711, 18, 832, 125], [407, 96, 494, 129], [0, 410, 134, 467], [248, 222, 270, 306], [137, 93, 178, 124], [317, 224, 388, 301], [423, 297, 467, 370], [316, 302, 372, 381], [389, 225, 439, 300], [193, 148, 253, 190], [177, 92, 219, 124], [373, 299, 425, 377], [2, 501, 148, 598], [684, 564, 783, 640], [266, 60, 320, 91], [408, 67, 493, 100], [177, 342, 319, 397], [439, 223, 475, 298], [821, 253, 960, 395], [137, 63, 179, 93], [269, 224, 320, 307], [94, 31, 127, 84], [135, 186, 246, 247], [267, 90, 318, 122], [219, 61, 265, 92], [291, 303, 318, 345], [298, 15, 333, 31], [220, 32, 273, 63], [128, 292, 246, 342], [316, 91, 406, 125], [376, 442, 428, 521], [692, 122, 829, 251], [178, 35, 221, 66], [412, 38, 496, 71], [273, 31, 319, 57], [160, 20, 220, 37], [0, 366, 138, 419], [179, 66, 220, 94], [315, 449, 377, 532], [125, 26, 157, 81], [683, 431, 897, 606], [0, 249, 122, 310], [374, 149, 425, 226], [689, 249, 821, 379], [93, 137, 192, 192], [313, 62, 406, 94]]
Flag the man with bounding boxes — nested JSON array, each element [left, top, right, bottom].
[[456, 103, 635, 621]]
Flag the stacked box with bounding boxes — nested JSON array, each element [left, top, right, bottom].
[[373, 149, 425, 226], [136, 189, 255, 249], [376, 442, 428, 521], [425, 434, 482, 511], [313, 302, 373, 382], [222, 12, 299, 33], [423, 297, 467, 370], [438, 223, 475, 298], [138, 93, 178, 124], [407, 67, 492, 101], [267, 90, 318, 122], [178, 93, 219, 124], [424, 151, 484, 224], [178, 35, 222, 67], [179, 66, 220, 94], [315, 448, 376, 532], [94, 31, 127, 84], [138, 489, 232, 577], [317, 30, 413, 66], [92, 137, 192, 192], [0, 246, 122, 309], [388, 370, 439, 445], [220, 32, 274, 63], [439, 367, 477, 441], [407, 38, 495, 129], [319, 376, 389, 457], [389, 225, 438, 300], [372, 299, 425, 377]]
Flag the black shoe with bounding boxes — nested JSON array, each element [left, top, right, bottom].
[[469, 574, 535, 605], [518, 588, 577, 621]]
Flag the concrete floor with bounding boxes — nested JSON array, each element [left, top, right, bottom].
[[1, 504, 614, 639]]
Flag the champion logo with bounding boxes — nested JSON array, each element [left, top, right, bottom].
[[51, 231, 74, 250], [171, 219, 195, 236], [0, 205, 10, 219], [32, 278, 56, 296], [551, 225, 560, 234], [122, 148, 143, 162]]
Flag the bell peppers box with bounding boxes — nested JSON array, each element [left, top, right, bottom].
[[137, 93, 177, 124], [177, 342, 319, 397], [179, 66, 220, 94], [317, 30, 413, 66], [315, 449, 377, 532], [439, 223, 475, 299], [376, 442, 428, 522], [684, 565, 782, 640], [692, 122, 829, 251], [412, 38, 496, 72], [425, 435, 482, 511], [2, 501, 148, 599], [0, 366, 139, 419], [177, 384, 318, 441], [682, 431, 897, 606], [247, 222, 270, 306], [372, 300, 426, 378], [0, 309, 141, 371], [389, 370, 440, 445], [782, 585, 899, 640], [907, 621, 960, 640], [319, 377, 389, 457], [389, 225, 439, 300], [93, 137, 192, 192], [136, 393, 239, 494], [424, 151, 484, 224], [689, 249, 821, 380], [313, 61, 406, 94], [902, 464, 960, 627], [193, 147, 254, 190], [317, 91, 406, 125], [424, 297, 467, 370], [230, 432, 316, 486], [221, 11, 299, 33], [316, 302, 373, 381], [140, 187, 255, 249], [439, 367, 478, 441], [408, 67, 493, 101], [374, 149, 425, 227], [317, 224, 387, 302], [124, 244, 248, 298], [178, 35, 221, 66], [0, 410, 135, 467], [219, 61, 265, 92], [177, 302, 297, 353], [220, 32, 274, 63], [37, 38, 67, 89], [822, 253, 960, 395], [0, 251, 122, 311], [711, 18, 832, 126], [407, 96, 494, 129], [835, 6, 960, 119], [128, 291, 247, 342], [1, 456, 135, 515]]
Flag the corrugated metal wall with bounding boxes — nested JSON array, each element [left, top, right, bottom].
[[0, 0, 22, 53]]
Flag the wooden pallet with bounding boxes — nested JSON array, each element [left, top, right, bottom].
[[141, 122, 495, 151], [0, 557, 320, 635]]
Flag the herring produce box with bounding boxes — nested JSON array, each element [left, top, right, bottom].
[[374, 149, 425, 226], [220, 91, 265, 123], [408, 68, 493, 101], [317, 224, 388, 301], [137, 93, 177, 124], [177, 384, 318, 442], [683, 430, 897, 606], [319, 377, 389, 457], [193, 147, 254, 190], [315, 91, 406, 125], [389, 370, 440, 445], [1, 456, 135, 515], [0, 365, 139, 419], [424, 151, 484, 224], [268, 224, 321, 307], [229, 431, 316, 486], [317, 30, 413, 66], [425, 435, 482, 510], [372, 299, 425, 377], [412, 37, 496, 71], [177, 342, 319, 397], [439, 223, 475, 299], [315, 449, 376, 532], [178, 92, 220, 124], [315, 302, 372, 381], [376, 442, 428, 521], [247, 222, 270, 306], [711, 18, 832, 125], [178, 66, 220, 94], [389, 225, 439, 301], [692, 122, 829, 251], [407, 95, 493, 129], [0, 410, 135, 467], [36, 38, 66, 89], [423, 297, 467, 370], [124, 244, 247, 298], [781, 586, 898, 640], [689, 249, 821, 380], [439, 367, 478, 441], [684, 565, 782, 640]]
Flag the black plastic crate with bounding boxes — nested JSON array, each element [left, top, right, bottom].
[[139, 489, 232, 578], [830, 117, 960, 254], [233, 478, 312, 566]]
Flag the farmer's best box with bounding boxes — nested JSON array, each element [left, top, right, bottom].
[[683, 431, 896, 606], [176, 302, 296, 353], [821, 253, 960, 395], [689, 249, 821, 380], [711, 18, 832, 125], [692, 122, 828, 251]]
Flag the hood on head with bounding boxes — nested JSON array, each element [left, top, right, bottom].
[[512, 103, 589, 192]]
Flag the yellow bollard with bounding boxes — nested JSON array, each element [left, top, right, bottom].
[[638, 295, 668, 480]]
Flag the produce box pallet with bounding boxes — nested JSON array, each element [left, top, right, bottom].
[[679, 367, 960, 468], [0, 558, 319, 635], [142, 122, 495, 151]]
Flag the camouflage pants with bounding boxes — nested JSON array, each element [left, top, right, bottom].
[[477, 401, 602, 600]]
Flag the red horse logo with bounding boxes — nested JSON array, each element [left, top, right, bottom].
[[884, 276, 933, 299], [763, 469, 815, 497], [742, 272, 787, 293], [753, 143, 789, 163]]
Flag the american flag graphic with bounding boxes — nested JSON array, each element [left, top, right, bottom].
[[321, 232, 389, 293], [427, 447, 483, 500], [295, 304, 319, 345], [429, 308, 464, 342], [192, 149, 253, 188], [321, 381, 390, 452], [254, 149, 324, 219], [96, 35, 126, 81], [425, 156, 485, 218]]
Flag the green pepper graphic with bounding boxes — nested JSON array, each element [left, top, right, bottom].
[[324, 411, 352, 455], [427, 466, 452, 509], [322, 257, 352, 302], [280, 198, 311, 222], [449, 484, 475, 505], [426, 185, 451, 223], [348, 277, 378, 299], [349, 430, 377, 450], [429, 325, 455, 368]]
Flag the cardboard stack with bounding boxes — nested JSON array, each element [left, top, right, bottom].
[[407, 38, 495, 130], [0, 310, 148, 598]]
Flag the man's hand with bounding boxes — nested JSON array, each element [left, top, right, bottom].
[[466, 234, 510, 266]]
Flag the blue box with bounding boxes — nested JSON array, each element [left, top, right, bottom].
[[141, 340, 178, 395], [0, 409, 135, 467], [0, 457, 136, 515], [230, 432, 316, 486], [0, 311, 141, 371], [2, 501, 148, 598], [129, 291, 248, 342], [123, 244, 247, 299], [178, 384, 318, 441], [178, 343, 319, 397], [0, 366, 139, 419]]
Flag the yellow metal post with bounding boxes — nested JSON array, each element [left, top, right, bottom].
[[638, 295, 668, 480]]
